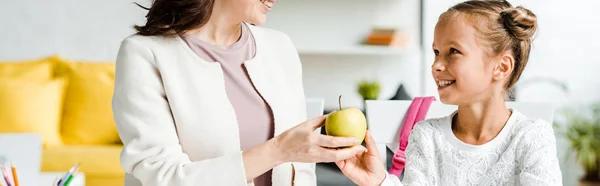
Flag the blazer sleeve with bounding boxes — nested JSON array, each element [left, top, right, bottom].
[[112, 37, 248, 186], [281, 33, 318, 186]]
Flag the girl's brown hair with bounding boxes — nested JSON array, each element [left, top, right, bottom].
[[442, 0, 538, 90], [133, 0, 215, 36]]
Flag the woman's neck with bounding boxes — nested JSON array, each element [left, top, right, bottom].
[[185, 2, 242, 47], [453, 95, 512, 145]]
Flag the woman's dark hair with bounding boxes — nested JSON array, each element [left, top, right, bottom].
[[133, 0, 215, 36]]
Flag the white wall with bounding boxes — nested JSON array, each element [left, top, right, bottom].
[[0, 0, 424, 111], [0, 0, 146, 61], [263, 0, 424, 110], [1, 0, 598, 185]]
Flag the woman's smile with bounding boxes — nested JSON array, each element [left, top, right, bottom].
[[260, 0, 275, 12]]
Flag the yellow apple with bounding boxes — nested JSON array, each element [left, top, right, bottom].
[[325, 95, 368, 145]]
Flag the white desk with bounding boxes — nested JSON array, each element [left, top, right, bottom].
[[39, 172, 85, 186]]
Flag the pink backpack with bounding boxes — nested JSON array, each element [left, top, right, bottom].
[[388, 96, 435, 177]]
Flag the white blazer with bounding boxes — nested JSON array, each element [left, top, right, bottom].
[[112, 24, 315, 186]]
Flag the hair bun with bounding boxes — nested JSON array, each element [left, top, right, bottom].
[[500, 6, 537, 41]]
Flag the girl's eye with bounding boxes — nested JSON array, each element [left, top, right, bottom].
[[450, 48, 460, 54], [433, 49, 440, 56]]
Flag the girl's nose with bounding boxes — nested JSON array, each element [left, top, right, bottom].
[[431, 60, 445, 72]]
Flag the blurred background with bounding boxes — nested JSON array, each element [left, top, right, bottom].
[[0, 0, 599, 186]]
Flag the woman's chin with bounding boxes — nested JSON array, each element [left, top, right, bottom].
[[248, 15, 267, 25]]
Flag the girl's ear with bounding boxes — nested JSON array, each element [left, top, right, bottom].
[[493, 52, 515, 81]]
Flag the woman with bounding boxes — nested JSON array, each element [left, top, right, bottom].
[[112, 0, 367, 185]]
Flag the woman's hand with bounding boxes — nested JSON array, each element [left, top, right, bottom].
[[336, 130, 387, 186], [271, 115, 367, 163]]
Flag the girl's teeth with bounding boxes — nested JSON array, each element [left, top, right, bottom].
[[438, 80, 455, 87]]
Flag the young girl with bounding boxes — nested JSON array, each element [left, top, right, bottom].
[[335, 1, 562, 185]]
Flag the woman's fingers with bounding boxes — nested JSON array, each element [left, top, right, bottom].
[[335, 160, 345, 169], [364, 130, 379, 156], [321, 145, 366, 162], [304, 115, 328, 130], [316, 134, 361, 148]]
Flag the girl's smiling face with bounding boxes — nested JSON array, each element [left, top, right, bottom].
[[431, 13, 505, 105]]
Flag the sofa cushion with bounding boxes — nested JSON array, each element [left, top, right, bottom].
[[42, 145, 125, 177], [0, 55, 58, 80], [53, 57, 76, 77], [0, 78, 67, 147], [60, 62, 119, 145]]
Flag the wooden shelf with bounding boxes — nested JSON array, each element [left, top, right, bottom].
[[296, 45, 408, 56]]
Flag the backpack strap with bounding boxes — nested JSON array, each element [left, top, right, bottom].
[[389, 96, 435, 177]]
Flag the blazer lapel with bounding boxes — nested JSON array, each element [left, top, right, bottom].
[[245, 24, 294, 186], [244, 56, 286, 135]]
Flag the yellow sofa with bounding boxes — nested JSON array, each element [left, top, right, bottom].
[[0, 55, 124, 186]]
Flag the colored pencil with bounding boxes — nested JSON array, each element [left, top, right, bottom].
[[53, 177, 60, 186], [64, 166, 80, 186], [62, 175, 73, 186], [58, 163, 79, 186], [1, 165, 12, 186], [10, 163, 18, 186]]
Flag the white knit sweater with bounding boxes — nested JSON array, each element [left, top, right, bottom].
[[381, 110, 562, 186]]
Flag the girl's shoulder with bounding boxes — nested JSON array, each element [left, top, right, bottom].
[[508, 110, 557, 150], [412, 113, 454, 136], [509, 110, 553, 135]]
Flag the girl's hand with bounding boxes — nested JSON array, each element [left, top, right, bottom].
[[271, 115, 367, 163], [336, 130, 387, 186]]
